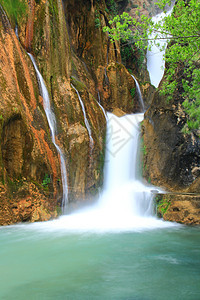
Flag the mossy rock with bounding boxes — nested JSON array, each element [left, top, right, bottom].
[[155, 194, 171, 218], [71, 76, 87, 92]]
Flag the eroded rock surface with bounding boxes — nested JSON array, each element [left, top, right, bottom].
[[156, 194, 200, 225], [0, 0, 142, 225]]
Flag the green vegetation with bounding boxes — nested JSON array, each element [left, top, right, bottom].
[[140, 137, 147, 156], [95, 10, 101, 28], [103, 0, 200, 133], [130, 87, 136, 98], [0, 0, 28, 24], [105, 0, 117, 16], [42, 174, 51, 189], [70, 76, 87, 92], [121, 40, 134, 64], [142, 144, 147, 156], [156, 195, 171, 217], [7, 177, 24, 194], [95, 17, 101, 28]]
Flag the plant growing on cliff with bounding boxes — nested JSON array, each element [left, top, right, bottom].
[[103, 0, 200, 133], [42, 174, 51, 190], [0, 0, 28, 24], [105, 0, 117, 16], [130, 87, 136, 98], [156, 195, 171, 217]]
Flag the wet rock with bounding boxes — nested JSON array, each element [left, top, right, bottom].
[[156, 193, 200, 225], [142, 86, 200, 192]]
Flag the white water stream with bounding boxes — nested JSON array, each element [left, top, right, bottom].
[[97, 91, 107, 120], [71, 84, 94, 150], [28, 54, 68, 212], [27, 6, 177, 231], [28, 112, 176, 233], [146, 7, 174, 87], [131, 75, 145, 111]]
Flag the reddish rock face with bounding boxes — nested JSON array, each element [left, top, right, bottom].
[[0, 0, 116, 224], [0, 7, 62, 225]]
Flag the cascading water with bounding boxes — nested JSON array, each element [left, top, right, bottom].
[[33, 111, 175, 232], [97, 92, 107, 120], [99, 113, 154, 218], [28, 54, 68, 213], [131, 75, 145, 111], [27, 6, 176, 231], [71, 84, 94, 150], [146, 7, 174, 87], [15, 24, 19, 40]]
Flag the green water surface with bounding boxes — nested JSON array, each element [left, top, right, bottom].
[[0, 225, 199, 300]]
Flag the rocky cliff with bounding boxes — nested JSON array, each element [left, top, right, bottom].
[[0, 0, 142, 225], [142, 70, 200, 224], [0, 0, 199, 226]]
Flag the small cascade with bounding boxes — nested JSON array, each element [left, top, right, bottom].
[[71, 84, 94, 150], [97, 92, 107, 120], [146, 7, 174, 87], [28, 53, 68, 213], [131, 75, 145, 111], [15, 24, 19, 40]]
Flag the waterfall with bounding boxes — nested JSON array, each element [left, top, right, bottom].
[[131, 75, 145, 111], [15, 24, 19, 40], [71, 84, 94, 149], [38, 112, 174, 232], [28, 53, 68, 213], [146, 7, 174, 87], [100, 113, 154, 218], [97, 92, 107, 120]]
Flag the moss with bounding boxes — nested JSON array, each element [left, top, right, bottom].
[[116, 63, 123, 70], [32, 4, 46, 57], [141, 137, 147, 155], [56, 205, 62, 216], [7, 177, 24, 195], [97, 149, 106, 187], [70, 76, 87, 92], [130, 87, 136, 98], [155, 195, 171, 218], [71, 60, 77, 73], [41, 174, 51, 191], [95, 17, 101, 28], [105, 0, 117, 16], [0, 0, 28, 26]]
